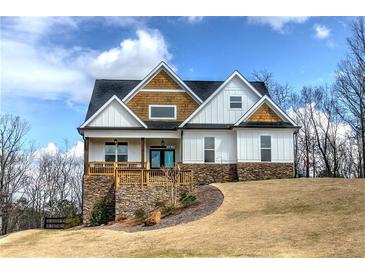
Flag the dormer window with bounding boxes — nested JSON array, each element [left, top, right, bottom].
[[230, 96, 242, 109], [149, 105, 176, 120]]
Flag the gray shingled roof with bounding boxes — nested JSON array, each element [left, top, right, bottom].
[[84, 79, 269, 122], [235, 122, 300, 129]]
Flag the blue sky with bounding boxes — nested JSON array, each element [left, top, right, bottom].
[[0, 16, 355, 151]]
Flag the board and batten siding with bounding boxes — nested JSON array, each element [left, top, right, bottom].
[[189, 76, 260, 124], [236, 129, 295, 163], [89, 139, 142, 162], [88, 99, 142, 127], [182, 130, 237, 163]]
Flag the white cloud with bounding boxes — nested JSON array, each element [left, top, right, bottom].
[[1, 17, 173, 104], [288, 102, 353, 140], [67, 141, 84, 158], [314, 24, 331, 39], [247, 16, 309, 32], [34, 142, 58, 158], [78, 29, 173, 79], [34, 141, 84, 159], [183, 16, 204, 24]]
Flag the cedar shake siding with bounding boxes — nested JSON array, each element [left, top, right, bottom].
[[247, 103, 283, 123], [144, 70, 181, 89], [127, 91, 199, 122]]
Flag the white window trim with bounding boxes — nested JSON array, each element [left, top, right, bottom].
[[149, 105, 177, 120], [105, 142, 128, 162], [260, 135, 272, 162], [229, 95, 243, 110], [204, 137, 215, 163]]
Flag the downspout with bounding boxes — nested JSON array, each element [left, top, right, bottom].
[[293, 130, 298, 178], [81, 135, 85, 221], [180, 130, 184, 165]]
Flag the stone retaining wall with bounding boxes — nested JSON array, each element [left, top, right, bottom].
[[115, 184, 193, 218], [180, 164, 238, 185], [237, 162, 294, 181], [83, 175, 115, 224]]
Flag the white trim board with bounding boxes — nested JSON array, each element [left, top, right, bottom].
[[83, 130, 180, 138], [179, 71, 263, 127], [234, 95, 298, 127], [122, 61, 203, 104], [148, 105, 177, 120], [80, 95, 147, 128]]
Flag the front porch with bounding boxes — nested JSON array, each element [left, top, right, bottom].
[[83, 134, 193, 191], [86, 161, 194, 188], [84, 136, 182, 172]]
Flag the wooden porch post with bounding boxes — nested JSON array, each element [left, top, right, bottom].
[[141, 137, 145, 168], [84, 137, 89, 175]]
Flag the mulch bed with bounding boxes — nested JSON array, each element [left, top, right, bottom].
[[102, 184, 224, 232]]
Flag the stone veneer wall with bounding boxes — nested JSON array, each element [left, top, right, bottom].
[[83, 175, 115, 224], [115, 184, 193, 218], [237, 162, 294, 181], [180, 164, 238, 185]]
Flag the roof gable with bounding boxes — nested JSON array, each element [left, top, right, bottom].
[[143, 70, 181, 90], [234, 95, 298, 127], [123, 62, 203, 104], [179, 71, 265, 127], [81, 95, 147, 128], [247, 103, 283, 123]]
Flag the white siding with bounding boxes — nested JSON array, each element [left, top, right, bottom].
[[89, 99, 142, 127], [236, 129, 294, 163], [89, 139, 142, 162], [182, 130, 236, 163], [189, 76, 260, 124]]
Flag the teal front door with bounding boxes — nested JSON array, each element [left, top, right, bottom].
[[164, 150, 174, 168], [150, 149, 175, 169]]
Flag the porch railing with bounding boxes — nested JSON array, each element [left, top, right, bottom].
[[88, 161, 145, 175], [115, 169, 194, 189]]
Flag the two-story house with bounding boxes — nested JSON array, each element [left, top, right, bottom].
[[78, 62, 299, 222]]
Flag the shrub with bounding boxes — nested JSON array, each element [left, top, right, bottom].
[[179, 192, 197, 207], [134, 208, 146, 221], [161, 206, 174, 216], [89, 199, 108, 226], [64, 215, 82, 229], [180, 192, 197, 202]]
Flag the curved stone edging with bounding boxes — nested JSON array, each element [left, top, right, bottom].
[[105, 185, 224, 232]]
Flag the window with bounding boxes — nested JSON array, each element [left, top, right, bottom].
[[117, 143, 128, 162], [260, 136, 271, 162], [230, 96, 242, 109], [105, 142, 128, 162], [204, 137, 215, 163], [149, 105, 176, 119]]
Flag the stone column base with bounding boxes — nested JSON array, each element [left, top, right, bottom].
[[82, 175, 115, 224], [180, 163, 238, 185], [237, 162, 294, 181]]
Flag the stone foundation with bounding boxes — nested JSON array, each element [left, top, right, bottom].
[[115, 184, 193, 218], [180, 164, 238, 185], [83, 175, 115, 224], [237, 162, 294, 181]]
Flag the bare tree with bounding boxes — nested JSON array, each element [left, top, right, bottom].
[[252, 70, 293, 110], [0, 114, 32, 235], [290, 88, 315, 177], [334, 17, 365, 177]]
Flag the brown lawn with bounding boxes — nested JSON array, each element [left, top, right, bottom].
[[1, 178, 364, 258]]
